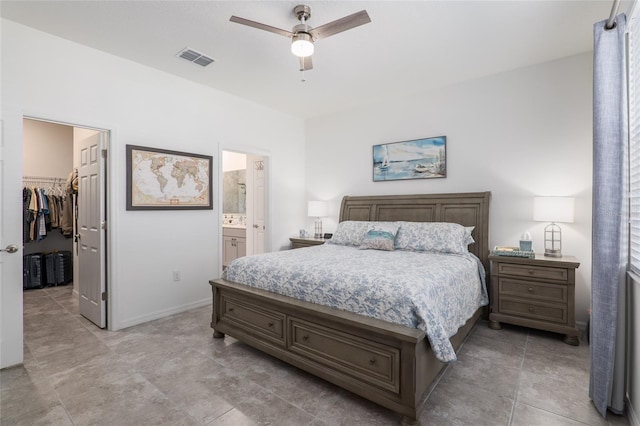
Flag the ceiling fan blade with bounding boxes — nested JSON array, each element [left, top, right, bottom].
[[309, 10, 371, 40], [230, 16, 293, 38], [299, 56, 313, 71]]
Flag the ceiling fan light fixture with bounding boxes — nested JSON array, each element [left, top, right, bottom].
[[291, 33, 314, 57], [230, 5, 370, 71]]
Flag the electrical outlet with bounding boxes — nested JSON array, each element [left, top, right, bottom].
[[172, 270, 181, 282]]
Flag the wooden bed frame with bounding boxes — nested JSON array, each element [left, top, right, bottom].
[[210, 192, 491, 425]]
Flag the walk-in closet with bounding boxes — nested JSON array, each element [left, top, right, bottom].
[[22, 118, 108, 329], [23, 119, 75, 291]]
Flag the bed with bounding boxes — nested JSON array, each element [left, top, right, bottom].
[[209, 192, 491, 425]]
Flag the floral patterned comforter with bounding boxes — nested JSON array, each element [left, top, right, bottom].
[[222, 244, 488, 362]]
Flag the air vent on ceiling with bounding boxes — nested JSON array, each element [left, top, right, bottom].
[[177, 48, 215, 67]]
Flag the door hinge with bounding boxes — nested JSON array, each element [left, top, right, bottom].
[[101, 149, 108, 159], [101, 291, 108, 301], [101, 220, 107, 230]]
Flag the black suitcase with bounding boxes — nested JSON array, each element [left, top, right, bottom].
[[23, 253, 46, 290], [44, 251, 73, 286], [44, 253, 58, 286], [53, 251, 73, 285]]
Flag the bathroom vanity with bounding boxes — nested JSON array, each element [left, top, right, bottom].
[[223, 226, 246, 268]]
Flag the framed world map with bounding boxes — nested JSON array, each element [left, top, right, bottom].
[[126, 145, 213, 210]]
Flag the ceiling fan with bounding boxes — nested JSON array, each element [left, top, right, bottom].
[[230, 4, 371, 72]]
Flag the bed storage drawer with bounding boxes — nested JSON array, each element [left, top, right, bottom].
[[219, 294, 285, 346], [288, 318, 400, 394]]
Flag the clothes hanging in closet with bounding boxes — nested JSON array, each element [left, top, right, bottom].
[[60, 170, 77, 238], [23, 181, 68, 243]]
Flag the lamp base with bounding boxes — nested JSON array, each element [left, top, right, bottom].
[[314, 218, 323, 239], [544, 249, 562, 258], [543, 223, 563, 258]]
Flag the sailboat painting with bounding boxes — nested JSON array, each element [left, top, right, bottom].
[[372, 136, 446, 182]]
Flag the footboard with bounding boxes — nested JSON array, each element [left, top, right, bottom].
[[210, 278, 480, 424]]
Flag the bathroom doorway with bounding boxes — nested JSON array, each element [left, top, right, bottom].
[[221, 150, 268, 271]]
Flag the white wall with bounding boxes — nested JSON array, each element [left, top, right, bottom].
[[1, 18, 306, 366], [306, 53, 593, 324], [222, 151, 247, 172], [23, 118, 73, 177]]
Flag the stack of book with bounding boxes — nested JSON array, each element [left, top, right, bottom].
[[492, 246, 535, 258]]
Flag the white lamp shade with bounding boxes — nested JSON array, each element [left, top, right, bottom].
[[533, 197, 575, 223], [308, 201, 328, 217]]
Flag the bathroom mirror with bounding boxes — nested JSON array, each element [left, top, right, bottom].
[[223, 169, 246, 213]]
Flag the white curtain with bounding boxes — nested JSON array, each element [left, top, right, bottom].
[[590, 13, 628, 417]]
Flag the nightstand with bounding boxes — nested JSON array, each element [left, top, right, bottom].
[[488, 254, 580, 345], [289, 237, 326, 249]]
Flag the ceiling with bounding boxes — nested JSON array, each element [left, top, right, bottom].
[[0, 1, 624, 119]]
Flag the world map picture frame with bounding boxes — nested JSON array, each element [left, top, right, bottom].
[[126, 144, 213, 210]]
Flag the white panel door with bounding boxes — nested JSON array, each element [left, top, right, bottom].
[[77, 132, 106, 328], [248, 156, 266, 255], [0, 116, 24, 368]]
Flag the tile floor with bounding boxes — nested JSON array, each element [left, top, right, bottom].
[[0, 285, 631, 426]]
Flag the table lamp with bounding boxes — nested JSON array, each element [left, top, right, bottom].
[[533, 196, 575, 257], [308, 201, 328, 239]]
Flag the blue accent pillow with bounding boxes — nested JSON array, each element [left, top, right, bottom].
[[327, 221, 398, 247], [359, 223, 400, 251]]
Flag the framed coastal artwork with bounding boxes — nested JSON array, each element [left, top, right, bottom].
[[372, 136, 446, 182], [126, 145, 213, 210]]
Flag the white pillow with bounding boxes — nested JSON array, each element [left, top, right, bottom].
[[464, 226, 475, 246], [326, 221, 372, 246], [394, 221, 470, 254]]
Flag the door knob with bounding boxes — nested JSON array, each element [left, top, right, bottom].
[[253, 224, 259, 228], [0, 244, 18, 254]]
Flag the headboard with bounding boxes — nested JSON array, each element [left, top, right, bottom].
[[339, 192, 491, 272]]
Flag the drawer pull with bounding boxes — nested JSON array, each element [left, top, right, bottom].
[[528, 269, 534, 275], [369, 358, 376, 365], [228, 307, 235, 313], [268, 321, 274, 327], [528, 307, 534, 313], [528, 287, 534, 293], [302, 335, 309, 341]]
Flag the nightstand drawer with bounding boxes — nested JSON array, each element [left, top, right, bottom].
[[500, 298, 567, 324], [291, 242, 311, 249], [498, 278, 567, 303], [289, 238, 326, 249], [497, 263, 568, 282]]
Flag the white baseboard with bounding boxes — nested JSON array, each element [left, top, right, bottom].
[[629, 395, 640, 426], [114, 298, 210, 330]]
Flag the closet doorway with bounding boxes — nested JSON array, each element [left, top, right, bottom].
[[23, 118, 109, 328], [221, 150, 268, 273]]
